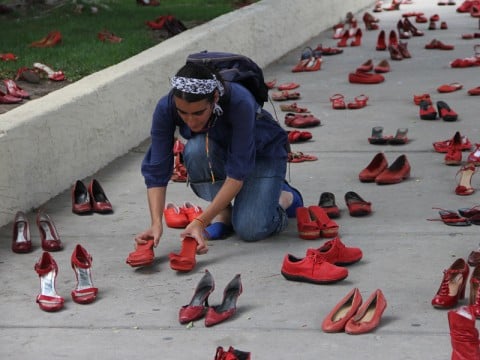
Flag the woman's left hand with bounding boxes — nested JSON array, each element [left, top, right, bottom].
[[181, 220, 208, 254]]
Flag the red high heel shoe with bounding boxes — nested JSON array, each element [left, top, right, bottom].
[[179, 269, 215, 324], [169, 236, 198, 272], [388, 30, 398, 47], [376, 30, 387, 50], [12, 211, 32, 253], [71, 180, 92, 214], [36, 211, 63, 252], [29, 30, 62, 48], [432, 258, 469, 308], [345, 289, 387, 334], [3, 79, 29, 99], [350, 28, 363, 46], [34, 252, 64, 312], [88, 179, 113, 213], [455, 163, 476, 195], [204, 274, 242, 327], [448, 306, 480, 360], [384, 0, 400, 10], [337, 30, 350, 47], [71, 244, 98, 304]]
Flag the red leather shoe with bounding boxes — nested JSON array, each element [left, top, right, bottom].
[[315, 237, 363, 265], [374, 59, 390, 73], [376, 30, 386, 50], [375, 154, 411, 184], [277, 82, 300, 91], [356, 59, 373, 72], [359, 152, 388, 182], [126, 240, 154, 267], [164, 203, 189, 228], [71, 244, 98, 304], [363, 12, 379, 30], [318, 192, 340, 219], [344, 191, 372, 216], [34, 252, 64, 312], [215, 346, 251, 360], [457, 0, 475, 12], [425, 39, 454, 50], [348, 71, 385, 84], [36, 211, 63, 252], [397, 19, 411, 39], [71, 180, 92, 214], [469, 265, 480, 318], [179, 269, 215, 324], [204, 274, 242, 327], [3, 79, 29, 99], [403, 17, 424, 36], [12, 211, 32, 253], [445, 147, 462, 165], [432, 258, 469, 308], [437, 82, 463, 93], [448, 306, 480, 360], [437, 101, 458, 121], [287, 130, 312, 143], [180, 201, 203, 222], [322, 288, 363, 333], [329, 94, 346, 109], [345, 289, 387, 334], [0, 90, 22, 104], [455, 163, 476, 195], [419, 99, 437, 120], [29, 30, 62, 48], [296, 207, 320, 240], [415, 14, 428, 23], [308, 206, 339, 238], [281, 249, 348, 284], [169, 236, 198, 272], [468, 144, 480, 165], [88, 179, 113, 213]]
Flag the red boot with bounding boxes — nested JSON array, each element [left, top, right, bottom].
[[448, 306, 480, 360]]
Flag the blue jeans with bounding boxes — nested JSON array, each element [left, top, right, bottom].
[[183, 134, 288, 242]]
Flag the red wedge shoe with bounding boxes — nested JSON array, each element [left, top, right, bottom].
[[308, 206, 339, 238], [296, 207, 320, 240], [71, 244, 98, 304]]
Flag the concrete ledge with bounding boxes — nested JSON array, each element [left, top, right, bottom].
[[0, 0, 372, 227]]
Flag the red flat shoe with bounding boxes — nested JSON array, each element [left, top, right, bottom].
[[432, 258, 469, 308], [376, 30, 387, 50], [169, 236, 198, 272], [281, 249, 348, 284], [329, 94, 346, 109], [204, 274, 242, 327], [315, 237, 363, 265], [374, 59, 390, 73], [71, 244, 98, 304], [179, 269, 215, 324], [126, 240, 155, 267], [437, 101, 458, 121], [468, 86, 480, 95], [344, 191, 372, 216], [318, 192, 340, 219], [296, 207, 320, 240], [322, 288, 363, 333], [33, 62, 65, 81], [427, 208, 471, 226], [425, 39, 454, 50], [284, 113, 320, 128], [413, 93, 431, 105], [12, 211, 32, 253], [347, 94, 368, 109], [437, 82, 463, 93], [287, 151, 318, 163], [164, 203, 189, 228], [348, 71, 385, 84], [455, 163, 476, 195], [345, 289, 387, 334], [375, 154, 411, 184], [415, 14, 428, 23], [359, 152, 389, 182], [88, 179, 113, 213], [277, 82, 300, 91], [36, 211, 63, 252], [356, 59, 373, 72], [419, 99, 437, 120], [29, 30, 62, 48], [34, 252, 64, 312], [368, 127, 393, 145], [272, 90, 301, 101], [314, 44, 343, 55], [308, 206, 339, 238], [71, 180, 92, 214], [180, 201, 203, 223], [287, 130, 312, 143]]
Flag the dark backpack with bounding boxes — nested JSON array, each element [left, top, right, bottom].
[[186, 51, 269, 107]]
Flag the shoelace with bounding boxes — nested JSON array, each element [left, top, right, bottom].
[[437, 270, 462, 296]]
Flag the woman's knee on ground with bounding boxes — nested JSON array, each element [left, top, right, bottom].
[[232, 217, 271, 242]]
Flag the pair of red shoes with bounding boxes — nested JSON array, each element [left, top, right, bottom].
[[34, 244, 98, 312], [29, 30, 62, 48], [322, 288, 387, 334], [443, 131, 476, 165], [419, 100, 458, 121], [425, 39, 455, 50], [369, 126, 409, 145], [12, 210, 63, 253], [284, 113, 321, 128], [72, 179, 113, 214], [164, 202, 203, 228], [0, 79, 29, 104], [296, 205, 339, 240], [359, 153, 411, 184], [281, 237, 362, 284], [286, 130, 312, 143], [318, 191, 372, 218], [329, 93, 369, 109], [179, 270, 242, 327], [432, 258, 472, 309]]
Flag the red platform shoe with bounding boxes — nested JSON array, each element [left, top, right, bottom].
[[126, 240, 155, 267], [432, 258, 469, 308], [296, 207, 320, 240]]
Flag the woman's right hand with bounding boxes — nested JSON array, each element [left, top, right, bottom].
[[134, 223, 163, 248]]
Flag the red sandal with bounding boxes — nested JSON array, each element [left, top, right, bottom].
[[329, 94, 346, 109]]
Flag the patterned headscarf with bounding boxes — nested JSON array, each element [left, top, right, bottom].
[[170, 75, 225, 96]]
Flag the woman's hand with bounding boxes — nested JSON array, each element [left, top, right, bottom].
[[134, 223, 163, 247], [181, 220, 208, 254]]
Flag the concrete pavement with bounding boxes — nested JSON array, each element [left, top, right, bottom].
[[2, 0, 480, 359]]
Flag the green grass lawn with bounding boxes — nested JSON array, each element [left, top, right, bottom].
[[0, 0, 255, 81]]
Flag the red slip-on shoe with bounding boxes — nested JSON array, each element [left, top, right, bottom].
[[164, 203, 189, 228], [356, 59, 374, 72], [180, 201, 203, 223], [280, 103, 310, 113], [345, 289, 387, 334], [34, 252, 64, 312], [287, 130, 312, 143], [308, 206, 339, 238], [71, 180, 92, 214], [437, 82, 463, 93], [296, 207, 320, 240], [375, 154, 411, 184], [468, 86, 480, 95], [12, 211, 32, 254], [214, 346, 251, 360], [374, 59, 390, 73], [455, 163, 476, 196], [169, 236, 198, 272], [348, 71, 385, 84], [318, 192, 340, 219], [359, 152, 388, 182], [277, 82, 300, 91], [330, 93, 346, 109], [284, 113, 321, 128], [432, 258, 469, 308], [88, 179, 113, 214], [376, 30, 387, 50], [281, 249, 348, 284], [322, 288, 363, 333], [437, 101, 458, 121], [71, 244, 98, 304], [179, 269, 215, 324], [204, 274, 242, 327], [344, 191, 372, 217], [315, 237, 363, 265], [126, 240, 154, 267], [36, 211, 63, 252], [419, 99, 437, 120]]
